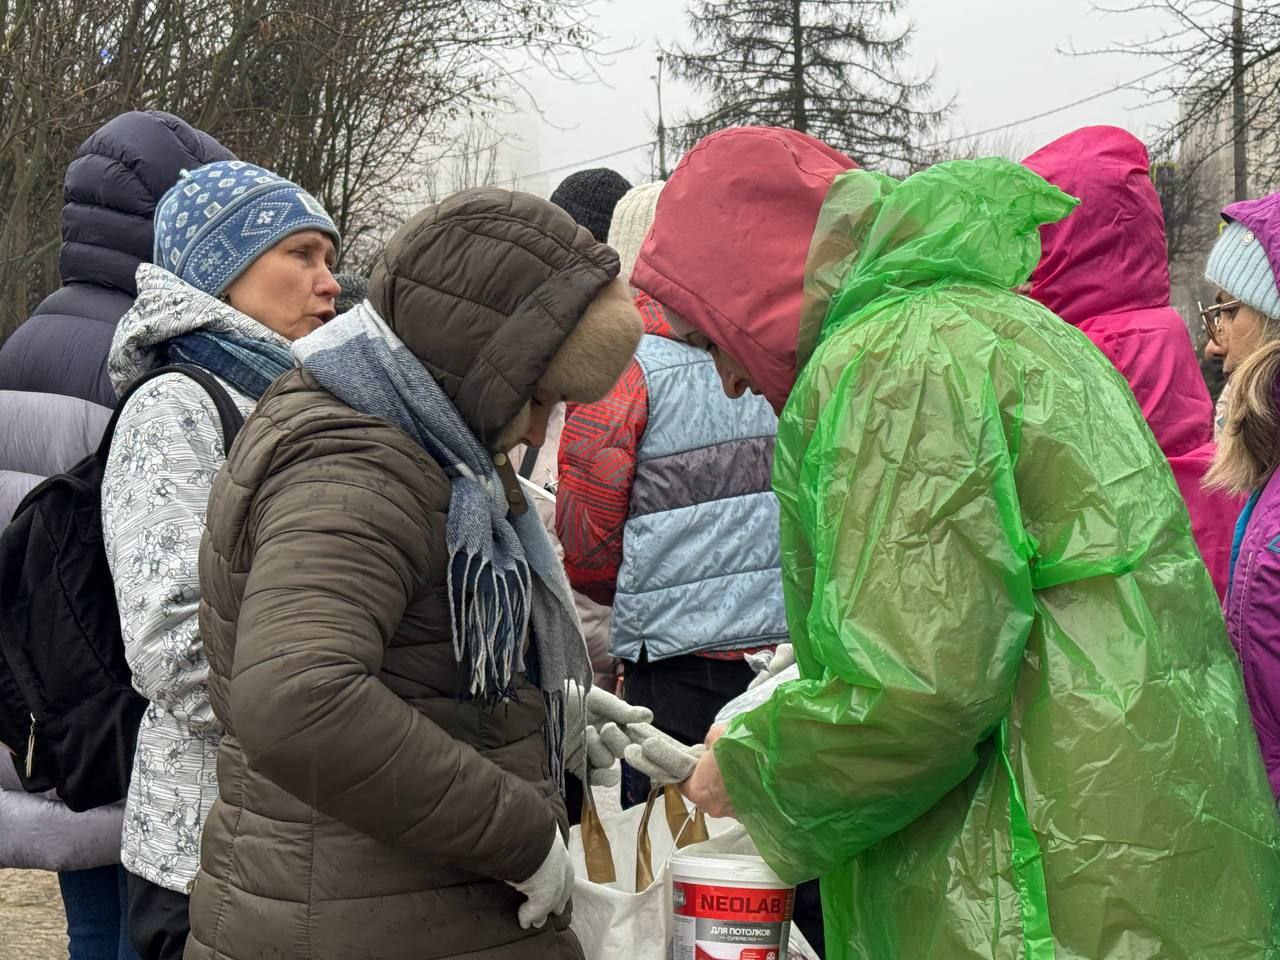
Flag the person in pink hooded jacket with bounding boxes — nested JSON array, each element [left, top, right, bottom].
[[1023, 125, 1242, 598]]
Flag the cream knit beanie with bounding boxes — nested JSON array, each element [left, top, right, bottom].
[[608, 181, 665, 290]]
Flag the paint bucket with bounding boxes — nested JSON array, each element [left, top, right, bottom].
[[670, 850, 795, 960]]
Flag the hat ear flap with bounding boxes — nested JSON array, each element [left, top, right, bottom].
[[541, 279, 643, 404]]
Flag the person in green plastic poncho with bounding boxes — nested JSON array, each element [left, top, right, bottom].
[[628, 127, 1280, 959]]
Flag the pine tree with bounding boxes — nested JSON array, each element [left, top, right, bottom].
[[666, 0, 947, 167]]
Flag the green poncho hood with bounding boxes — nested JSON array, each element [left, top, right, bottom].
[[797, 158, 1077, 371]]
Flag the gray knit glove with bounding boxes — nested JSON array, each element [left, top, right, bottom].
[[566, 725, 620, 787], [564, 682, 653, 786], [508, 828, 575, 929], [610, 721, 705, 786]]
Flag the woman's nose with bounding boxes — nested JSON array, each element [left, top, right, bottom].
[[317, 268, 341, 300]]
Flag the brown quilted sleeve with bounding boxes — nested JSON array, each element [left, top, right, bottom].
[[227, 421, 556, 883]]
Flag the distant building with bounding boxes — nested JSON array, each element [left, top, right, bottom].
[[1167, 78, 1280, 348], [499, 111, 549, 198]]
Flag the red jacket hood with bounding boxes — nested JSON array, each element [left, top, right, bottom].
[[1023, 126, 1171, 327], [631, 127, 856, 413]]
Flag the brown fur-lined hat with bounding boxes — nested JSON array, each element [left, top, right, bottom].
[[368, 188, 641, 449]]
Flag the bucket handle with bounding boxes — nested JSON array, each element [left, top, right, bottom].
[[637, 785, 709, 889]]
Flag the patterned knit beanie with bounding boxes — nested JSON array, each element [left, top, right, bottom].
[[549, 168, 633, 243], [608, 182, 664, 289], [153, 160, 340, 297], [1205, 218, 1280, 321]]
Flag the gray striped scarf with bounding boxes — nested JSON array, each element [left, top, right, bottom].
[[292, 301, 590, 788]]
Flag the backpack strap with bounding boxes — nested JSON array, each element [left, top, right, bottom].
[[518, 445, 541, 480], [99, 364, 246, 461]]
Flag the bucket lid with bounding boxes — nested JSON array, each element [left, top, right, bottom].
[[669, 851, 790, 887]]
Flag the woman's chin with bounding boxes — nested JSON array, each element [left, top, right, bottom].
[[293, 317, 325, 339]]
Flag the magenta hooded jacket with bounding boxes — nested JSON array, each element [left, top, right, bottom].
[[1219, 190, 1280, 796], [1024, 126, 1241, 599], [1227, 467, 1280, 796]]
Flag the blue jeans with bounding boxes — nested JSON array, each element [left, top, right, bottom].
[[57, 865, 141, 960]]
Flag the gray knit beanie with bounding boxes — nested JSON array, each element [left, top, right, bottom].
[[1205, 219, 1280, 320], [334, 273, 368, 315]]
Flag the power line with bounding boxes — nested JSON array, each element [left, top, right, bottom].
[[488, 62, 1174, 187], [924, 63, 1173, 149], [492, 140, 655, 188]]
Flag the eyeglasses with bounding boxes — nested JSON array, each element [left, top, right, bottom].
[[1198, 298, 1241, 345]]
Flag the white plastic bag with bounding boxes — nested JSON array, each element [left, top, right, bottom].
[[568, 787, 820, 959], [714, 662, 802, 727]]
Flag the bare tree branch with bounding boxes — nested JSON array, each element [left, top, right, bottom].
[[0, 0, 605, 336], [1074, 0, 1280, 195]]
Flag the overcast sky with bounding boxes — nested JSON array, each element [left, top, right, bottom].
[[504, 0, 1180, 195]]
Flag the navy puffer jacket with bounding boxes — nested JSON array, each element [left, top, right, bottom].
[[0, 111, 233, 406], [0, 111, 230, 871]]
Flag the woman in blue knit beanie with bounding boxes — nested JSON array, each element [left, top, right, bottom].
[[99, 159, 341, 960]]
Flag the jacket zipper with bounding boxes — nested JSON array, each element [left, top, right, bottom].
[[24, 713, 35, 778]]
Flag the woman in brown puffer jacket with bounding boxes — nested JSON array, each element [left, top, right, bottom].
[[185, 189, 643, 960]]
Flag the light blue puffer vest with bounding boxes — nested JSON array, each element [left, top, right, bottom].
[[609, 334, 788, 662]]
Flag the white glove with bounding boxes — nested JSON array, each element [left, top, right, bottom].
[[574, 682, 654, 728], [623, 736, 705, 786], [508, 828, 575, 929], [564, 682, 653, 786], [715, 661, 801, 727], [565, 725, 620, 787], [747, 643, 795, 690], [607, 720, 704, 785]]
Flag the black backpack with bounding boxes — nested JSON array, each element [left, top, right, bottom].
[[0, 364, 243, 812]]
